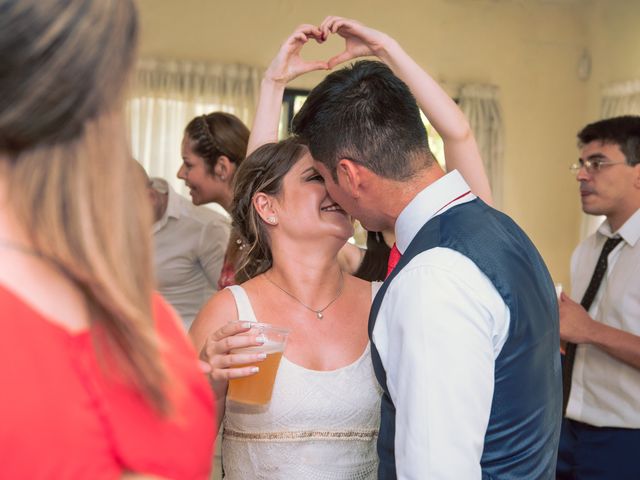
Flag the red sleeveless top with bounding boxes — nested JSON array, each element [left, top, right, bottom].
[[0, 287, 215, 479]]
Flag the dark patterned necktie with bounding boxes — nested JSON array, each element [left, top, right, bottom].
[[562, 236, 623, 414]]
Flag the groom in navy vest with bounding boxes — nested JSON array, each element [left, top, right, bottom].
[[293, 19, 561, 479]]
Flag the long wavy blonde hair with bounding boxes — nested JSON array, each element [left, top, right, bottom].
[[0, 0, 168, 412]]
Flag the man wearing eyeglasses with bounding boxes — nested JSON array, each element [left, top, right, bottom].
[[558, 115, 640, 480]]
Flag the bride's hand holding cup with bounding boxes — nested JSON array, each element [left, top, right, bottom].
[[199, 321, 269, 399]]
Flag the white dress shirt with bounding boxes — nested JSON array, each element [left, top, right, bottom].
[[372, 170, 510, 479], [152, 179, 230, 329], [567, 208, 640, 428]]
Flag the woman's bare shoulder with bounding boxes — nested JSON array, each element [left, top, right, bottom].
[[189, 288, 238, 351]]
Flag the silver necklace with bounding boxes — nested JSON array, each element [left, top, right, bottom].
[[264, 270, 344, 319]]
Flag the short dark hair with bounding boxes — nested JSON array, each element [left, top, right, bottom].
[[292, 60, 434, 181], [578, 115, 640, 166]]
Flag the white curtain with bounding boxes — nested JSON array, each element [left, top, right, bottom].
[[577, 80, 640, 238], [128, 59, 262, 196], [601, 79, 640, 118], [458, 84, 504, 208]]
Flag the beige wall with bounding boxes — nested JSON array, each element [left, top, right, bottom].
[[587, 0, 640, 120], [137, 0, 639, 287]]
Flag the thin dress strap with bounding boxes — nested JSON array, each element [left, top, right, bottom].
[[226, 285, 258, 323]]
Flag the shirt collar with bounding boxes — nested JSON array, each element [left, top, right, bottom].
[[165, 184, 181, 220], [395, 170, 476, 254], [152, 179, 181, 233], [597, 208, 640, 247]]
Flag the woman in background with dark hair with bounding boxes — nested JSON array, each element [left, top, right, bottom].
[[179, 112, 249, 211], [354, 230, 393, 282], [0, 1, 215, 478], [178, 112, 252, 287]]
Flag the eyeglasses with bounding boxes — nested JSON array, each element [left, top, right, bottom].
[[569, 158, 627, 175]]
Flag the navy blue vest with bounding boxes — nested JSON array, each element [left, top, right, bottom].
[[369, 199, 562, 479]]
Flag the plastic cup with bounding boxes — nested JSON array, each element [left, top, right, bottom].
[[555, 283, 563, 300], [227, 322, 289, 405]]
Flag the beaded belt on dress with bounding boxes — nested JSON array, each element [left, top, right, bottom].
[[224, 428, 378, 443]]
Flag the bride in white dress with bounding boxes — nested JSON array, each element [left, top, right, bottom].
[[190, 18, 493, 479]]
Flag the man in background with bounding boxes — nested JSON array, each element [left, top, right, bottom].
[[147, 174, 229, 329], [558, 116, 640, 480]]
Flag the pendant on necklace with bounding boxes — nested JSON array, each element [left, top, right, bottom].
[[316, 312, 323, 320]]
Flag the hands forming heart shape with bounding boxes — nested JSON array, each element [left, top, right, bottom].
[[265, 16, 391, 85]]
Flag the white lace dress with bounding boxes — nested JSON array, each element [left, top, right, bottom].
[[221, 284, 382, 480]]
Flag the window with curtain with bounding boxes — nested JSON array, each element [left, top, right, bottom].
[[602, 80, 640, 118], [129, 62, 503, 223], [128, 59, 262, 202], [458, 84, 504, 208]]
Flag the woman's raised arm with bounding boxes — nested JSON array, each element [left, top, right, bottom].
[[247, 25, 328, 156]]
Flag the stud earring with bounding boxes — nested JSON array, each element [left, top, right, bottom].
[[266, 216, 278, 225], [219, 175, 226, 181]]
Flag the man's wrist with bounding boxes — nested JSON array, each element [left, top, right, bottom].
[[583, 317, 604, 345]]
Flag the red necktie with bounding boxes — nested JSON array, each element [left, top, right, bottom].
[[384, 190, 471, 280], [386, 243, 402, 279]]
